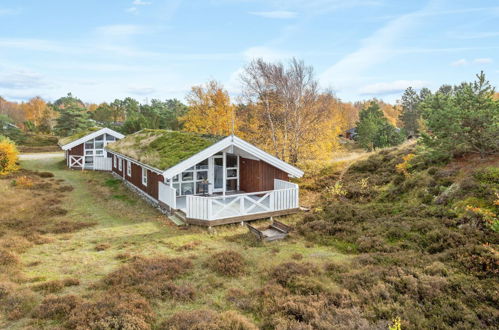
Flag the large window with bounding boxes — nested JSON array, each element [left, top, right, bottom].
[[118, 158, 122, 171], [171, 159, 209, 196], [127, 160, 131, 176], [83, 133, 116, 168]]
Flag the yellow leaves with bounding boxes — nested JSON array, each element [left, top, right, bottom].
[[395, 153, 416, 176], [181, 80, 237, 136], [0, 137, 19, 175]]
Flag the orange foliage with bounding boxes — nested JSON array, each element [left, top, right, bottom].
[[181, 80, 237, 136]]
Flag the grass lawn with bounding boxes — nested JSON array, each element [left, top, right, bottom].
[[2, 157, 349, 329]]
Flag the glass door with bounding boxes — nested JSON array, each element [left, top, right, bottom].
[[212, 156, 224, 193]]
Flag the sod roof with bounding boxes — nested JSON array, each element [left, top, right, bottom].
[[58, 127, 102, 146], [106, 129, 225, 170]]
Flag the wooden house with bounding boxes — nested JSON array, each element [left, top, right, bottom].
[[58, 127, 124, 170], [105, 129, 304, 226]]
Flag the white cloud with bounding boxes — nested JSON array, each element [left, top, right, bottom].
[[0, 69, 49, 90], [249, 11, 297, 19], [319, 8, 423, 89], [473, 58, 493, 64], [95, 24, 148, 37], [359, 80, 427, 95], [451, 58, 467, 66], [133, 0, 152, 5]]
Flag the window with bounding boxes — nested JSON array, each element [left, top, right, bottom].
[[118, 158, 122, 171], [142, 167, 148, 186], [127, 160, 131, 176], [113, 155, 117, 168]]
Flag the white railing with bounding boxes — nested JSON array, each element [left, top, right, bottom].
[[93, 157, 112, 171], [274, 179, 299, 208], [185, 182, 299, 221], [158, 182, 176, 209]]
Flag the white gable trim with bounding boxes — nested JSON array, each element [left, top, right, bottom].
[[162, 135, 304, 179], [60, 128, 125, 151]]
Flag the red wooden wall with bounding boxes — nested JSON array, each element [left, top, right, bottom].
[[239, 157, 288, 192]]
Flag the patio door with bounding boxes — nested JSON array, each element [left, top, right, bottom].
[[209, 155, 224, 193]]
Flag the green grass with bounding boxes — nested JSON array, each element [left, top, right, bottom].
[[2, 156, 350, 328]]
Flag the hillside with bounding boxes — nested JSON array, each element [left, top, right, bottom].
[[0, 148, 497, 329], [299, 146, 498, 329]]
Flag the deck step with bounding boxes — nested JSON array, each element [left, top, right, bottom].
[[167, 214, 186, 226]]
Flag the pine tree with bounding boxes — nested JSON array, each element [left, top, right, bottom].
[[357, 102, 404, 151], [54, 104, 91, 137]]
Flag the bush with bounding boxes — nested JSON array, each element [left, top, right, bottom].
[[0, 248, 20, 266], [207, 251, 245, 277], [0, 283, 37, 320], [102, 256, 192, 299], [159, 309, 258, 330], [32, 278, 80, 293], [0, 135, 19, 175], [66, 292, 154, 330], [95, 243, 111, 251], [34, 295, 82, 320]]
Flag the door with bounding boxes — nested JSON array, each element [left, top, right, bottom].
[[209, 155, 224, 193]]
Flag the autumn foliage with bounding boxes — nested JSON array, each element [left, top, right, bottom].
[[0, 136, 19, 175]]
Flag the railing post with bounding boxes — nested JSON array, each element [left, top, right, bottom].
[[207, 198, 213, 220], [270, 191, 275, 211], [240, 196, 245, 215]]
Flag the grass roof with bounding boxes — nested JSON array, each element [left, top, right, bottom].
[[58, 127, 102, 146], [106, 129, 225, 170]]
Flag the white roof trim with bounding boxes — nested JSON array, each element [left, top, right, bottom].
[[162, 135, 304, 179], [60, 128, 125, 151]]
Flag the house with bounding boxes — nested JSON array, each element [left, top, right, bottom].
[[59, 127, 124, 170], [106, 129, 304, 226], [345, 127, 358, 140]]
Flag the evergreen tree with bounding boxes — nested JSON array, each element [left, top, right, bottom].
[[399, 87, 431, 137], [357, 102, 404, 151], [54, 104, 91, 136], [420, 71, 499, 158]]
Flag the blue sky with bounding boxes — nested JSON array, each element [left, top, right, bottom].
[[0, 0, 498, 104]]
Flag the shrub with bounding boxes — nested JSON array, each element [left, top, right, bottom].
[[33, 278, 80, 293], [95, 243, 111, 251], [34, 294, 82, 320], [161, 282, 195, 302], [0, 248, 20, 266], [207, 251, 245, 277], [102, 256, 192, 299], [0, 283, 37, 320], [66, 292, 155, 330], [271, 262, 318, 288], [159, 309, 257, 330], [0, 135, 19, 175], [37, 171, 54, 178]]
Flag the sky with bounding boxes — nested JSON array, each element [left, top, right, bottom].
[[0, 0, 498, 104]]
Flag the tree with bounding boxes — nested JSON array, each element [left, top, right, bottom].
[[420, 72, 499, 158], [357, 102, 404, 151], [181, 80, 236, 136], [0, 135, 19, 175], [54, 103, 91, 137], [399, 87, 431, 137], [240, 58, 343, 165]]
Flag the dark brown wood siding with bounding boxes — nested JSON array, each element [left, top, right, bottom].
[[110, 152, 124, 176], [109, 153, 162, 200], [239, 157, 288, 192]]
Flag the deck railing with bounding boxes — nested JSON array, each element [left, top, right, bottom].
[[158, 182, 176, 209], [185, 179, 299, 221]]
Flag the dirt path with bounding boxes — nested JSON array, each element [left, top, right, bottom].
[[19, 152, 64, 160]]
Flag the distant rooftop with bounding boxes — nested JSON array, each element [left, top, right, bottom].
[[106, 129, 225, 170]]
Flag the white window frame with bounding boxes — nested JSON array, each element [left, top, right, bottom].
[[118, 158, 122, 171], [113, 155, 117, 168], [127, 160, 131, 177], [142, 167, 148, 186]]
